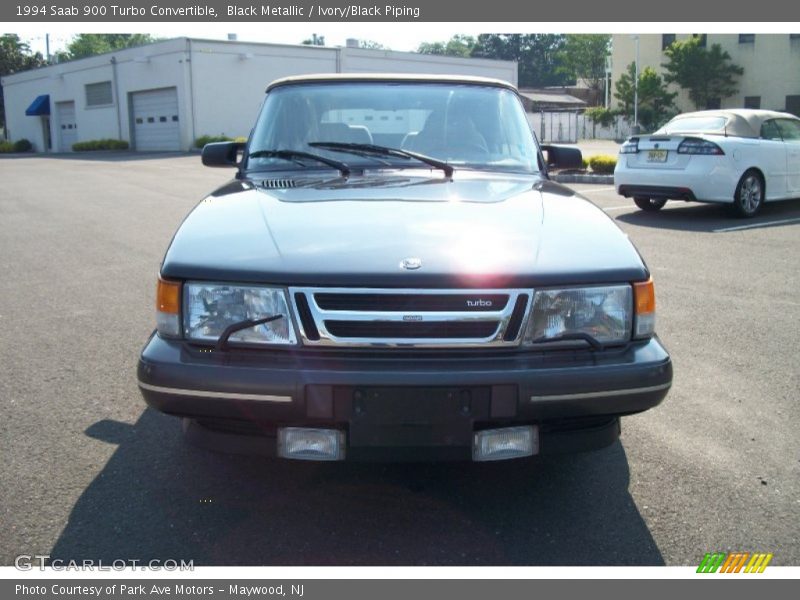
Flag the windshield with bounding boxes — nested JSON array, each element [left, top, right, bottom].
[[247, 82, 540, 174]]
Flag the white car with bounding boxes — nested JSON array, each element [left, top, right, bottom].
[[614, 109, 800, 217]]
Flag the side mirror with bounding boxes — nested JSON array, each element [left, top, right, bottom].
[[541, 144, 583, 170], [201, 142, 245, 168]]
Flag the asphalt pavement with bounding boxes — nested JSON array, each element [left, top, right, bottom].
[[0, 153, 798, 567]]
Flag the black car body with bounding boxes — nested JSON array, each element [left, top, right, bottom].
[[138, 74, 672, 462]]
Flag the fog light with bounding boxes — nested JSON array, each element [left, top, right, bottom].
[[473, 426, 538, 461], [277, 428, 345, 461]]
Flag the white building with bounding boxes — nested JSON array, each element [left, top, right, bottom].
[[1, 37, 517, 153]]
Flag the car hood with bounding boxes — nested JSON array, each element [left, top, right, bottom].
[[161, 171, 648, 287]]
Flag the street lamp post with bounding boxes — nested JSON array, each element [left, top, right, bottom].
[[632, 34, 640, 134]]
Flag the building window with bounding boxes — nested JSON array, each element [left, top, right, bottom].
[[693, 34, 707, 48], [662, 34, 676, 50], [85, 81, 113, 107], [738, 34, 755, 44], [786, 95, 800, 117], [790, 34, 800, 40], [744, 96, 761, 109], [706, 98, 721, 110]]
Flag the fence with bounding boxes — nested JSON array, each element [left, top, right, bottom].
[[527, 111, 634, 143]]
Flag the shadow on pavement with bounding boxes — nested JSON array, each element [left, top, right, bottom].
[[616, 199, 800, 233], [49, 409, 664, 566]]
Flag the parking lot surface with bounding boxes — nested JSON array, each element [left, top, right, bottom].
[[1, 154, 798, 566]]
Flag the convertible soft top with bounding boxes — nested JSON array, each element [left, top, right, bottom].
[[657, 109, 798, 138]]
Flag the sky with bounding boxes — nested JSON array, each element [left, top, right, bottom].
[[19, 22, 800, 58], [20, 24, 476, 57]]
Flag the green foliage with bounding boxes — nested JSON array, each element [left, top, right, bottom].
[[0, 34, 47, 129], [614, 63, 678, 132], [72, 139, 129, 151], [58, 34, 158, 60], [558, 34, 611, 96], [662, 37, 744, 109], [13, 138, 32, 152], [301, 34, 325, 46], [471, 34, 570, 87], [587, 154, 617, 174], [584, 106, 616, 128], [417, 35, 476, 57], [0, 140, 16, 153], [195, 135, 233, 148]]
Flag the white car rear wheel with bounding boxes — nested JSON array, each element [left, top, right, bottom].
[[731, 171, 764, 218], [633, 196, 667, 212]]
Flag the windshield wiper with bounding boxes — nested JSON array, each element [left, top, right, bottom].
[[308, 142, 454, 178], [215, 315, 284, 352], [247, 149, 350, 177], [530, 332, 605, 351]]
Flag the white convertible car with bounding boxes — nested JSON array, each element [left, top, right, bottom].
[[614, 109, 800, 217]]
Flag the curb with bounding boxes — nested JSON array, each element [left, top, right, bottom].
[[551, 173, 615, 185]]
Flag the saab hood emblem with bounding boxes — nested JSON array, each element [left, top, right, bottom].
[[400, 257, 422, 270]]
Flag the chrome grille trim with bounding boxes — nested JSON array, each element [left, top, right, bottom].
[[289, 287, 532, 348]]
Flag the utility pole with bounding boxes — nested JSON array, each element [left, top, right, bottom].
[[632, 34, 640, 134], [45, 34, 51, 63]]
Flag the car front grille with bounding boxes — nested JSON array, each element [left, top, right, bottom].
[[289, 287, 531, 348]]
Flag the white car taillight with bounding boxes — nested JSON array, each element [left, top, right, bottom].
[[619, 138, 639, 154], [677, 138, 725, 155]]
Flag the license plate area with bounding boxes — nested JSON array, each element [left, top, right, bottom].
[[337, 386, 491, 447], [647, 149, 668, 162]]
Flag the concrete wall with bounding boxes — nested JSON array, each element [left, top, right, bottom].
[[2, 37, 517, 152], [610, 34, 800, 114]]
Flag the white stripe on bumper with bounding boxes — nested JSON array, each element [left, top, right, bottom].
[[137, 381, 293, 403], [530, 382, 671, 402]]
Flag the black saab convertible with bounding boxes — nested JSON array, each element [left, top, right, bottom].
[[137, 74, 672, 462]]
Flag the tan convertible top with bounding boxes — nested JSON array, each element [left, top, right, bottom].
[[657, 109, 799, 138]]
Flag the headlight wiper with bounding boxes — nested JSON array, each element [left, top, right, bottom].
[[309, 142, 454, 178], [530, 332, 605, 351], [247, 149, 351, 177], [215, 315, 284, 352]]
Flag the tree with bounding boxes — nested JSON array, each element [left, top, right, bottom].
[[0, 34, 46, 131], [558, 34, 611, 103], [60, 34, 157, 60], [470, 34, 570, 88], [584, 106, 617, 138], [302, 34, 325, 46], [614, 63, 678, 132], [662, 37, 744, 109], [417, 35, 476, 57]]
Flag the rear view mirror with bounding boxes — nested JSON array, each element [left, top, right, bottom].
[[541, 144, 583, 170], [201, 142, 245, 168]]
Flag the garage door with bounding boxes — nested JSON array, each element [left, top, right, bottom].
[[131, 88, 180, 151], [56, 101, 77, 152]]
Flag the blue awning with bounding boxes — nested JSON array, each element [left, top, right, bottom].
[[25, 95, 50, 116]]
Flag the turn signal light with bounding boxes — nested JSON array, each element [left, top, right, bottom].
[[157, 277, 181, 314], [633, 277, 656, 338], [156, 277, 181, 338]]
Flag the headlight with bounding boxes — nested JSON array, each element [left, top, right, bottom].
[[184, 283, 296, 346], [522, 285, 633, 346]]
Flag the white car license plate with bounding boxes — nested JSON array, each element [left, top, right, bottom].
[[647, 149, 668, 163]]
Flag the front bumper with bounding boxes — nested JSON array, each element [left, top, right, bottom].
[[137, 333, 672, 460]]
